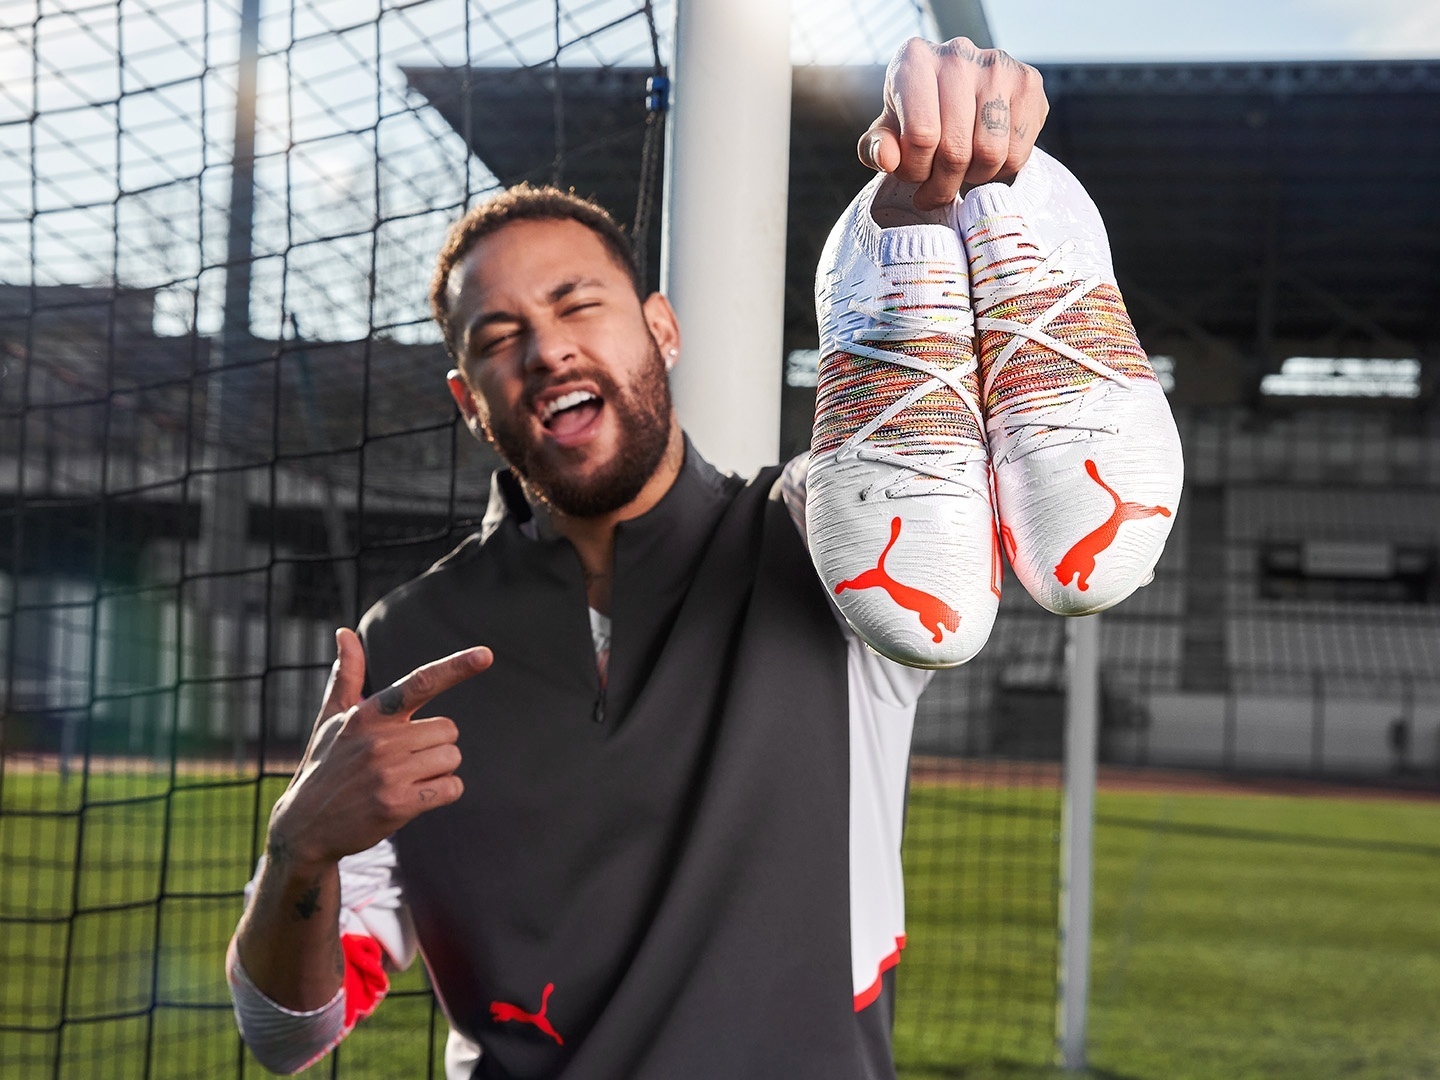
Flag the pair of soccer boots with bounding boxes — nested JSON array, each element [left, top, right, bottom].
[[808, 148, 1184, 669]]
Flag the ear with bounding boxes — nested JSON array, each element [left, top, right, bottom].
[[447, 368, 489, 441], [642, 292, 681, 370]]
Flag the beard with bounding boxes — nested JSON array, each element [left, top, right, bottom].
[[482, 338, 674, 519]]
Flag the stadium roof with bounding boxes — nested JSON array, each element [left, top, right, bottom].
[[404, 59, 1440, 408]]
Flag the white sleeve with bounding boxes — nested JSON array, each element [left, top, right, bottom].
[[780, 452, 934, 709], [227, 941, 348, 1076], [332, 838, 419, 967], [227, 838, 417, 1073], [784, 454, 927, 1001]]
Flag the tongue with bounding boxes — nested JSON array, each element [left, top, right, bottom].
[[548, 400, 601, 439]]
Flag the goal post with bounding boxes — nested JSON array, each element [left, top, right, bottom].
[[661, 0, 792, 476], [1059, 612, 1100, 1070]]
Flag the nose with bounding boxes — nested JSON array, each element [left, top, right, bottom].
[[524, 319, 578, 374]]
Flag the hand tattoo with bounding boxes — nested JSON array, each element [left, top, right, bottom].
[[981, 97, 1010, 135], [938, 41, 1021, 71], [419, 787, 437, 804], [376, 684, 405, 716]]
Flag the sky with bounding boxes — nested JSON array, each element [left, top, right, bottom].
[[983, 0, 1440, 61]]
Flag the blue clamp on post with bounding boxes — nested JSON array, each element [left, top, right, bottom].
[[645, 75, 670, 113]]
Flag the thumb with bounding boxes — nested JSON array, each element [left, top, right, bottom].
[[858, 112, 901, 173], [319, 627, 366, 719]]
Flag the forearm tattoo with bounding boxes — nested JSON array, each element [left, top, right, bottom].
[[267, 833, 292, 866], [294, 882, 323, 921], [980, 97, 1010, 135]]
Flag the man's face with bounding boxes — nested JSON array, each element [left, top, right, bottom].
[[446, 218, 678, 518]]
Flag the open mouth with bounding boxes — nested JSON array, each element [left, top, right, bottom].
[[538, 387, 604, 443]]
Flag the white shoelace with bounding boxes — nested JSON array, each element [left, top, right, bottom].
[[835, 297, 988, 501], [971, 241, 1134, 463]]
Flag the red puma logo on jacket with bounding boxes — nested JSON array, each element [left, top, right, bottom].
[[835, 517, 960, 643], [1053, 459, 1171, 592], [490, 982, 564, 1046]]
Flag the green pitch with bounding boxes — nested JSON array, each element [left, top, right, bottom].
[[896, 783, 1440, 1080], [2, 769, 1438, 1078]]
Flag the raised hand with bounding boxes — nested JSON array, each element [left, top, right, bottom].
[[266, 628, 492, 871], [858, 36, 1049, 209]]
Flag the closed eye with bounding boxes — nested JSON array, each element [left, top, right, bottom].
[[474, 328, 520, 357]]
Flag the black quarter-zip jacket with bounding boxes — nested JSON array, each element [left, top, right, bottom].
[[358, 444, 898, 1080]]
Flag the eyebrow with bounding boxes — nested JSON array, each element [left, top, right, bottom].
[[546, 276, 605, 304]]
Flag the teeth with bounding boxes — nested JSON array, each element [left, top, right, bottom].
[[541, 389, 598, 423]]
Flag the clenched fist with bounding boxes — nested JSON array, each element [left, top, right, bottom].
[[860, 36, 1049, 208]]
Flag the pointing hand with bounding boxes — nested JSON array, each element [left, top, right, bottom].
[[266, 628, 492, 870]]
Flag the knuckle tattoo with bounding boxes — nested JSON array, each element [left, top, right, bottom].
[[980, 97, 1010, 136], [937, 38, 977, 64], [376, 684, 405, 716]]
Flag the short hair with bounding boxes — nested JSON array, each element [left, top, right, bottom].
[[429, 184, 641, 361]]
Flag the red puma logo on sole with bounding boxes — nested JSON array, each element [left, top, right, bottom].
[[1054, 459, 1171, 592], [490, 982, 564, 1046], [835, 517, 960, 644]]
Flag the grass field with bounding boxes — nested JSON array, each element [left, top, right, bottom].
[[2, 767, 1438, 1079], [898, 783, 1440, 1080]]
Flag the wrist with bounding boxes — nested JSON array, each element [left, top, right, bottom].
[[265, 829, 336, 880]]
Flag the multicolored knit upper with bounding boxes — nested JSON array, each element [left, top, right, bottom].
[[811, 262, 981, 464], [967, 211, 1158, 421]]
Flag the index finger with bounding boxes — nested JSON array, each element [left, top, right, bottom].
[[883, 47, 943, 186], [365, 646, 492, 722]]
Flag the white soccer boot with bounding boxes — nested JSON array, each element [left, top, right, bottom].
[[807, 172, 1000, 669], [961, 147, 1184, 616]]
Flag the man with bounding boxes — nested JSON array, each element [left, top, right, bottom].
[[229, 38, 1053, 1079]]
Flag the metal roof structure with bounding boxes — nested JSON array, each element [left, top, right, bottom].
[[405, 58, 1440, 414]]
